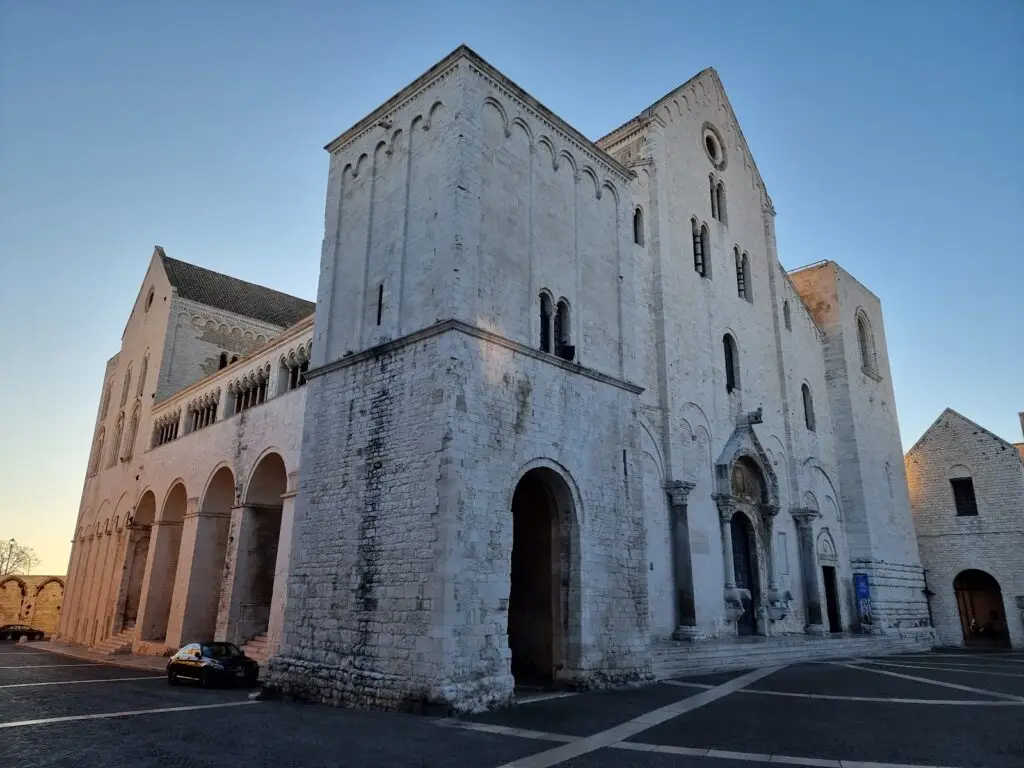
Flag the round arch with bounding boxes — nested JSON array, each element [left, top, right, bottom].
[[244, 451, 288, 506], [954, 569, 1010, 648]]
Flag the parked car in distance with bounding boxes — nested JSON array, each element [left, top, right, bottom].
[[0, 624, 44, 641], [166, 641, 259, 687]]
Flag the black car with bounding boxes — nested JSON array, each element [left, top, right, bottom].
[[166, 642, 259, 687], [0, 624, 44, 641]]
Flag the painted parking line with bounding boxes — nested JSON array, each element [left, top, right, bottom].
[[865, 660, 1024, 678], [0, 675, 164, 689], [0, 664, 101, 669], [0, 700, 259, 729], [842, 663, 1024, 702], [491, 665, 783, 768], [443, 720, 964, 768]]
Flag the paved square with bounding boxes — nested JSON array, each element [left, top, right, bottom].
[[2, 642, 1022, 767]]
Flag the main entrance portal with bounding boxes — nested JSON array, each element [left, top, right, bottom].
[[730, 512, 759, 636], [954, 569, 1011, 649], [508, 467, 574, 689]]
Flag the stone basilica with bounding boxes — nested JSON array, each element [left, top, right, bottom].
[[59, 46, 932, 713]]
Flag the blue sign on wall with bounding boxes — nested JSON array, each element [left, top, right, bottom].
[[854, 572, 872, 632]]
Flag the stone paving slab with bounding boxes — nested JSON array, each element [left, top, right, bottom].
[[625, 694, 1024, 768], [462, 684, 702, 737], [746, 663, 1000, 700], [861, 663, 1024, 698], [24, 641, 169, 672]]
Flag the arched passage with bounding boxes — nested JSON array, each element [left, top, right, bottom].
[[730, 511, 760, 636], [140, 484, 187, 641], [120, 491, 155, 631], [954, 569, 1011, 648], [232, 453, 286, 644], [507, 466, 578, 689]]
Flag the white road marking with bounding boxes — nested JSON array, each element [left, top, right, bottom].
[[443, 720, 964, 768], [842, 663, 1024, 702], [864, 660, 1024, 678], [514, 691, 579, 704], [0, 700, 259, 729], [898, 653, 1024, 664], [0, 676, 163, 689], [0, 663, 101, 669], [738, 688, 1022, 705], [662, 680, 713, 690], [492, 665, 784, 768]]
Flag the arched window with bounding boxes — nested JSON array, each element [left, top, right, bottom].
[[716, 181, 727, 225], [723, 334, 739, 392], [89, 429, 105, 476], [701, 226, 711, 276], [99, 381, 112, 421], [554, 299, 573, 360], [120, 366, 133, 408], [783, 301, 792, 331], [633, 208, 644, 246], [230, 355, 239, 364], [741, 252, 751, 301], [802, 383, 815, 432], [710, 175, 718, 220], [735, 247, 745, 299], [136, 355, 148, 399], [856, 311, 877, 374], [123, 403, 141, 461], [108, 413, 125, 468], [691, 218, 704, 275], [539, 292, 553, 353], [218, 353, 228, 370]]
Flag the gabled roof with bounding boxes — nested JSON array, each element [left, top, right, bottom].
[[157, 247, 314, 329], [905, 407, 1021, 458]]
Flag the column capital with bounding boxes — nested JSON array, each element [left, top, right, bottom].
[[712, 493, 737, 523], [760, 503, 781, 520], [791, 506, 820, 528], [665, 480, 697, 507]]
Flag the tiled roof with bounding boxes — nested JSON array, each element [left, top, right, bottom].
[[158, 250, 315, 328]]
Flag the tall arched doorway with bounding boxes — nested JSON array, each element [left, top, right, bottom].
[[730, 512, 759, 636], [954, 569, 1011, 649], [508, 467, 577, 690], [121, 491, 156, 632], [235, 453, 286, 644], [184, 466, 235, 641]]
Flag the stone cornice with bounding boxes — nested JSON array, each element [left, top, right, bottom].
[[309, 319, 644, 395]]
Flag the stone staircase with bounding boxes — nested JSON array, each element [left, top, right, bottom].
[[652, 630, 934, 680], [92, 621, 136, 656], [240, 632, 269, 665]]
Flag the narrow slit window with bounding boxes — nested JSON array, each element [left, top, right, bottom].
[[633, 208, 644, 246], [376, 284, 383, 326], [539, 293, 552, 353]]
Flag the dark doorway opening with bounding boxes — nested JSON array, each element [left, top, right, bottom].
[[730, 512, 759, 636], [509, 468, 572, 690], [954, 569, 1011, 649], [822, 566, 842, 633]]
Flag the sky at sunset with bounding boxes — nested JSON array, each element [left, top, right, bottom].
[[1, 0, 1021, 574]]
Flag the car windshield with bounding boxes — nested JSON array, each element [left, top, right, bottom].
[[201, 642, 243, 659]]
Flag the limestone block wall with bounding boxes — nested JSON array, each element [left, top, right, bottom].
[[0, 576, 65, 635], [906, 410, 1024, 648], [791, 262, 930, 632]]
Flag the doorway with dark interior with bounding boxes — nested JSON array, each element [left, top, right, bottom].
[[730, 512, 760, 636], [822, 565, 842, 633], [507, 467, 575, 691]]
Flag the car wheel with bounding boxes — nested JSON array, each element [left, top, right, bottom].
[[167, 671, 178, 686]]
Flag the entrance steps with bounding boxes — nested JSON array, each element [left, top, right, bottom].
[[240, 632, 269, 665], [651, 630, 933, 679], [92, 623, 136, 656]]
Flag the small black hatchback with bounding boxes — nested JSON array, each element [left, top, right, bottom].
[[166, 641, 259, 687]]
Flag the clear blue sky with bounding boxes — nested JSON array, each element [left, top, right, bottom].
[[1, 0, 1021, 573]]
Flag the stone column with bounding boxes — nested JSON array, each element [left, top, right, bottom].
[[215, 505, 257, 645], [713, 495, 744, 622], [265, 484, 298, 658], [793, 507, 826, 634], [165, 498, 231, 648], [136, 517, 185, 642], [666, 480, 700, 640], [760, 504, 790, 624]]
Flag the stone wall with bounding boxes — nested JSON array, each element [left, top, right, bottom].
[[905, 409, 1024, 648], [0, 576, 65, 636]]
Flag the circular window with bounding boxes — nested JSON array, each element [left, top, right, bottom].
[[144, 288, 154, 312], [701, 123, 727, 171]]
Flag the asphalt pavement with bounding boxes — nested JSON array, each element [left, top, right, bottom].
[[1, 641, 1021, 767]]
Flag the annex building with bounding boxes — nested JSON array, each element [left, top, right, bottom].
[[905, 409, 1024, 650], [59, 46, 932, 712]]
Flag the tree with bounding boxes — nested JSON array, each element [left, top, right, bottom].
[[0, 539, 41, 576]]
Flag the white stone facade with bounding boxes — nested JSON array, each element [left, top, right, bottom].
[[905, 409, 1024, 649], [60, 45, 932, 714]]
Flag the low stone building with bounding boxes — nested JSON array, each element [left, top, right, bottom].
[[905, 409, 1024, 649], [60, 45, 931, 711], [0, 576, 65, 636]]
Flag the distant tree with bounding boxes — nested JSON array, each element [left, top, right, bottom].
[[0, 539, 41, 576]]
